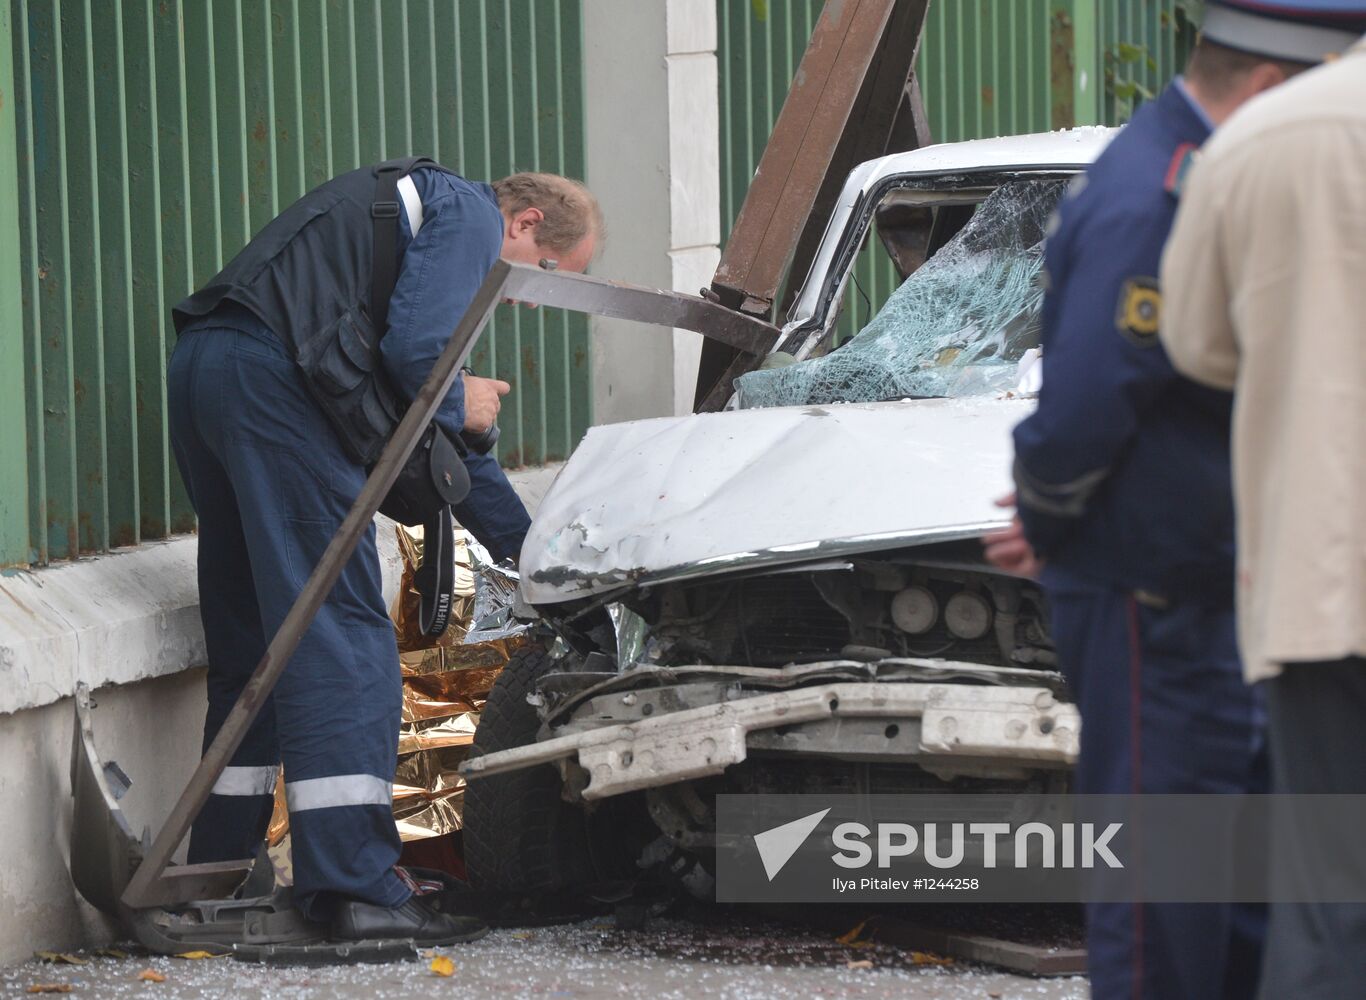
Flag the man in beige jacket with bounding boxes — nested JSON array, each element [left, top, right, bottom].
[[1161, 37, 1366, 999]]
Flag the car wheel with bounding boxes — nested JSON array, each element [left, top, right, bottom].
[[463, 643, 602, 893]]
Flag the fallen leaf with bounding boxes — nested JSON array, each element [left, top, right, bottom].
[[26, 986, 73, 995], [835, 918, 871, 946], [34, 953, 87, 966], [846, 958, 874, 970], [94, 948, 129, 959], [988, 992, 1003, 999], [173, 951, 226, 960], [511, 932, 533, 941], [910, 950, 954, 966], [136, 969, 166, 983], [429, 956, 456, 977]]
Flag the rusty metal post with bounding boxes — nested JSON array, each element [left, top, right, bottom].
[[696, 0, 934, 411]]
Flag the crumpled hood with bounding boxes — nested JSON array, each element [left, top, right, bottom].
[[519, 396, 1034, 604]]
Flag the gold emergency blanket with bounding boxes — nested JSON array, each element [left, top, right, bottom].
[[267, 520, 521, 851], [391, 523, 523, 840]]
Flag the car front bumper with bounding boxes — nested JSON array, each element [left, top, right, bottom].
[[460, 676, 1079, 800]]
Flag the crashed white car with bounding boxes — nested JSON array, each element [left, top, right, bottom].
[[462, 128, 1117, 894]]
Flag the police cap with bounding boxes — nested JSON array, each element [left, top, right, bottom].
[[1203, 0, 1366, 63]]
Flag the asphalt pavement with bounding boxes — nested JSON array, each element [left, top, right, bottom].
[[4, 911, 1089, 999]]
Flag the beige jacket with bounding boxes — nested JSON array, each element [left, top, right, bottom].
[[1160, 40, 1366, 682]]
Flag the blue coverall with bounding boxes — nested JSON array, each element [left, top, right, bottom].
[[1011, 83, 1266, 999], [167, 168, 530, 918]]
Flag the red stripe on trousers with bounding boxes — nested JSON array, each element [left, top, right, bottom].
[[1126, 596, 1145, 1000]]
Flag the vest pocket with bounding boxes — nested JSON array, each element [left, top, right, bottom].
[[358, 382, 396, 442], [296, 306, 396, 465], [293, 301, 471, 522], [313, 310, 373, 394]]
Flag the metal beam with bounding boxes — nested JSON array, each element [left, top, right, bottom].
[[501, 267, 779, 357], [793, 907, 1087, 977], [697, 0, 934, 410], [710, 0, 904, 315]]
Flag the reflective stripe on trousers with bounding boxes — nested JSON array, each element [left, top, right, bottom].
[[286, 774, 393, 812]]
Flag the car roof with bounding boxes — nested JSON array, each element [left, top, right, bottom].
[[848, 126, 1119, 189], [783, 126, 1121, 337]]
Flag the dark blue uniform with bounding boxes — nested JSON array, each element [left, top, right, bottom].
[[1012, 84, 1266, 999], [168, 168, 529, 918]]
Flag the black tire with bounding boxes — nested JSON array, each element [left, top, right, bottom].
[[463, 644, 599, 893]]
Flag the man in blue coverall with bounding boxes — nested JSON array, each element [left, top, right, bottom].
[[167, 166, 599, 943], [984, 2, 1366, 995]]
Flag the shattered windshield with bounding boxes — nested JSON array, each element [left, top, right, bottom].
[[735, 179, 1066, 408]]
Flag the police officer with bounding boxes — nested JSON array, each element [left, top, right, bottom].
[[167, 163, 599, 943], [983, 3, 1366, 996]]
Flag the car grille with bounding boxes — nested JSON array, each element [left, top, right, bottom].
[[730, 575, 851, 664]]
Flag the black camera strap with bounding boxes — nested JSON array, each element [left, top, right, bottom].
[[413, 506, 456, 638], [372, 157, 456, 639]]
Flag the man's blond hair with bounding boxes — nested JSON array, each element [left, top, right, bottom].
[[492, 172, 603, 255]]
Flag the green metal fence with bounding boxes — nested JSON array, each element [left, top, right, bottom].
[[1095, 0, 1202, 124], [2, 0, 589, 567], [719, 0, 1198, 342]]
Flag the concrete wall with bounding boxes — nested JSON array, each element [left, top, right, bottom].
[[0, 671, 205, 965], [584, 0, 720, 422]]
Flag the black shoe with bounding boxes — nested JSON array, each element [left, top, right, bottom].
[[332, 896, 489, 945]]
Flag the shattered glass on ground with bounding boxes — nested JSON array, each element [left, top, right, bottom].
[[736, 180, 1066, 409], [6, 912, 1088, 999]]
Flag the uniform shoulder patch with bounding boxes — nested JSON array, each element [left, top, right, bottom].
[[1115, 276, 1161, 347], [1164, 142, 1199, 198]]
